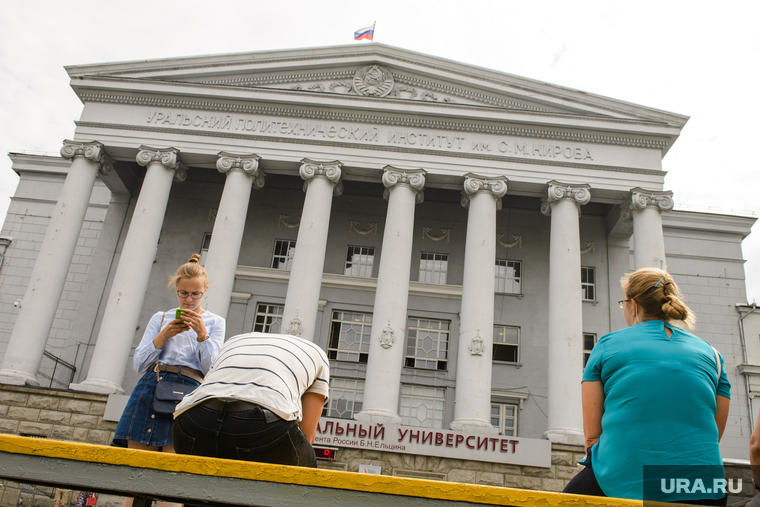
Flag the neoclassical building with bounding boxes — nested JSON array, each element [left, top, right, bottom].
[[0, 44, 755, 473]]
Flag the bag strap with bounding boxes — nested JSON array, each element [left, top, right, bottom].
[[155, 311, 168, 381], [712, 346, 721, 378]]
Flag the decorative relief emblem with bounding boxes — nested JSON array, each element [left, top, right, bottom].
[[469, 335, 484, 356], [581, 241, 595, 255], [421, 91, 438, 101], [287, 318, 303, 337], [349, 221, 377, 235], [422, 227, 450, 242], [278, 215, 301, 228], [329, 81, 353, 94], [379, 326, 395, 349], [388, 85, 417, 99], [353, 65, 394, 97], [208, 209, 218, 222], [496, 234, 522, 249]]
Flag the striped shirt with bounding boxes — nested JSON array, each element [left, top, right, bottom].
[[174, 332, 329, 421]]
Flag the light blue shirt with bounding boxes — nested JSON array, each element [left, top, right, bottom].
[[583, 320, 730, 501], [133, 308, 225, 375]]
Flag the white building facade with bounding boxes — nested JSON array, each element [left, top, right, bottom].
[[0, 45, 754, 466]]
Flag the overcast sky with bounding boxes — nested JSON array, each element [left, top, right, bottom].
[[1, 0, 758, 299]]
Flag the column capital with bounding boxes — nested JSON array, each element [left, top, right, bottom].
[[299, 158, 343, 196], [217, 152, 265, 189], [460, 173, 508, 210], [631, 188, 674, 213], [540, 181, 591, 216], [382, 166, 426, 203], [136, 146, 187, 182], [60, 140, 113, 176]]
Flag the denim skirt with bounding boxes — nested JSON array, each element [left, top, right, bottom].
[[113, 370, 200, 448]]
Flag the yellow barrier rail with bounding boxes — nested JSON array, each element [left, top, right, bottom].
[[0, 434, 688, 507]]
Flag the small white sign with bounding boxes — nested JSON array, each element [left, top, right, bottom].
[[359, 464, 382, 475]]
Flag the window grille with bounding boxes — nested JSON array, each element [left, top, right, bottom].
[[323, 378, 365, 419], [493, 325, 520, 363], [405, 318, 449, 370], [581, 266, 596, 301], [345, 246, 375, 277], [272, 240, 296, 269], [400, 385, 445, 428], [253, 304, 284, 333], [419, 252, 448, 284], [199, 233, 212, 265], [583, 333, 598, 368], [328, 311, 372, 363], [495, 259, 521, 294], [491, 402, 519, 436]]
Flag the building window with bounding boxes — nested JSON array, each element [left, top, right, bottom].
[[323, 378, 365, 419], [493, 325, 520, 363], [583, 333, 597, 368], [272, 240, 296, 270], [419, 252, 448, 284], [328, 311, 372, 363], [199, 233, 212, 265], [345, 246, 375, 277], [405, 318, 449, 370], [495, 260, 521, 294], [400, 385, 445, 429], [491, 403, 519, 436], [581, 267, 595, 301], [253, 304, 284, 333]]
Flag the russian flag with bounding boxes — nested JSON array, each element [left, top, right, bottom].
[[354, 25, 374, 41]]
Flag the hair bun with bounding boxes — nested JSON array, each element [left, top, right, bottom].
[[188, 253, 201, 264]]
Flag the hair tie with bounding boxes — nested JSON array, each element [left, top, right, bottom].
[[654, 276, 664, 288]]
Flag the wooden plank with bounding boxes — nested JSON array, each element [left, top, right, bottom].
[[0, 434, 664, 507]]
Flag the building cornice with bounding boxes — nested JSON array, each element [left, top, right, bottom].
[[75, 88, 671, 151], [234, 266, 464, 300]]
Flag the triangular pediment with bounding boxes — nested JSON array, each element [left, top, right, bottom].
[[66, 44, 687, 129]]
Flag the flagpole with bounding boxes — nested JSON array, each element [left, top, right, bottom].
[[372, 21, 376, 42]]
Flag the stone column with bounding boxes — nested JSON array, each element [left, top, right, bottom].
[[280, 159, 342, 342], [0, 141, 113, 385], [541, 181, 590, 444], [451, 174, 508, 433], [628, 188, 674, 270], [356, 167, 426, 426], [202, 153, 264, 322], [607, 234, 631, 332], [69, 147, 186, 394]]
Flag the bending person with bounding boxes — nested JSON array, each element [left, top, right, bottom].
[[564, 267, 730, 505], [173, 332, 329, 467]]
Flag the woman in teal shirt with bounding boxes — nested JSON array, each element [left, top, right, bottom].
[[564, 268, 730, 505]]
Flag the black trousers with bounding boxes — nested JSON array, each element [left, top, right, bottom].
[[562, 449, 727, 506], [173, 401, 317, 468]]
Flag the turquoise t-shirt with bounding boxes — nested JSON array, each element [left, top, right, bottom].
[[583, 320, 731, 501]]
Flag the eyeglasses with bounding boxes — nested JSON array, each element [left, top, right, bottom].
[[618, 299, 632, 309], [177, 290, 204, 300]]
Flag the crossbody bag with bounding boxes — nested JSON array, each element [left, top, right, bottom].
[[152, 311, 200, 415]]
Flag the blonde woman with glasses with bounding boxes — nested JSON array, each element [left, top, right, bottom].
[[113, 254, 224, 505]]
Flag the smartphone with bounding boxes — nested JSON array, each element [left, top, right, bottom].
[[175, 309, 184, 320]]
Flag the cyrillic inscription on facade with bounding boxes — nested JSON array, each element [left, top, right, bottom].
[[144, 109, 595, 164], [315, 417, 551, 467]]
